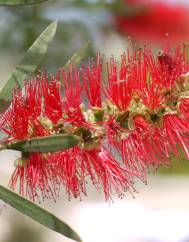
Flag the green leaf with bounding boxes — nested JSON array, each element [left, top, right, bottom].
[[63, 41, 90, 69], [0, 20, 57, 113], [7, 134, 80, 153], [0, 185, 82, 242], [0, 0, 47, 5]]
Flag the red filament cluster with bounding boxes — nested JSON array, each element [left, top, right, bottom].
[[0, 44, 189, 202]]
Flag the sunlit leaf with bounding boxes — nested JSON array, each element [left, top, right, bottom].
[[0, 20, 57, 112], [63, 41, 90, 69], [0, 0, 47, 5], [0, 185, 82, 242], [7, 134, 80, 153]]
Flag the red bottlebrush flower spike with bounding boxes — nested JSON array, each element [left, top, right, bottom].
[[0, 79, 43, 140], [83, 54, 103, 108], [54, 145, 133, 201], [9, 153, 60, 202], [163, 114, 189, 159], [62, 66, 88, 128], [88, 147, 133, 200], [1, 90, 30, 140], [42, 71, 63, 124], [104, 54, 134, 111], [1, 44, 189, 202], [24, 78, 42, 119]]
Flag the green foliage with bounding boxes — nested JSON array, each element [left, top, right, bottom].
[[0, 0, 47, 5], [63, 41, 90, 69], [0, 185, 82, 242], [7, 134, 81, 153], [0, 20, 57, 112]]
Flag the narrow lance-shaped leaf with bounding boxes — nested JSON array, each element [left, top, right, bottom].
[[0, 185, 82, 242], [63, 41, 90, 69], [0, 20, 57, 112], [0, 0, 47, 5], [6, 134, 81, 153]]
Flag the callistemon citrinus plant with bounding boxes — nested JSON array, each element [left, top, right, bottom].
[[0, 44, 189, 202]]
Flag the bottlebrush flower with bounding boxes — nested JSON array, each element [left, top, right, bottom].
[[0, 44, 189, 202], [62, 66, 88, 128], [115, 0, 189, 43], [9, 153, 60, 202], [52, 146, 133, 200], [104, 54, 134, 111], [41, 71, 63, 125], [82, 54, 103, 108]]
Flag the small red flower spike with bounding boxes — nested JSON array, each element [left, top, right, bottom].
[[0, 79, 44, 141], [62, 66, 88, 128], [1, 44, 189, 202], [42, 71, 63, 125], [1, 90, 30, 140], [83, 54, 103, 108], [163, 114, 189, 160], [9, 153, 60, 202], [105, 54, 134, 111], [53, 146, 133, 201]]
